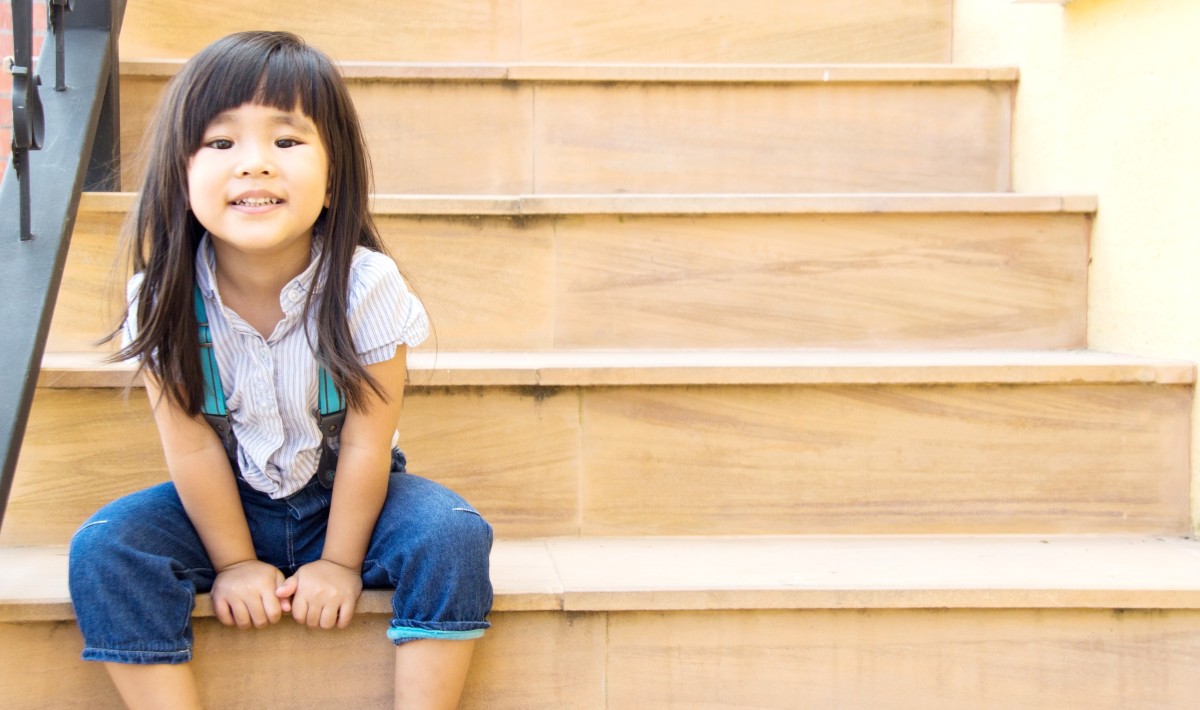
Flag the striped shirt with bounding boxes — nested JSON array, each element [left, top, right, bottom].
[[127, 235, 429, 498]]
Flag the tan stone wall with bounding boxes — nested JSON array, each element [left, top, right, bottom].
[[955, 0, 1200, 530]]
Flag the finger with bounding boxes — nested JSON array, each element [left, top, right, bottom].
[[230, 600, 253, 630], [307, 602, 324, 629], [213, 597, 235, 627], [276, 575, 297, 600], [337, 600, 355, 629], [262, 590, 283, 624], [291, 594, 309, 625], [319, 603, 339, 630], [247, 598, 270, 629]]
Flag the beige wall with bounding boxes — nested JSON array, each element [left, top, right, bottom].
[[955, 0, 1200, 530]]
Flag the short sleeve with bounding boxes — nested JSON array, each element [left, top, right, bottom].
[[121, 272, 145, 355], [346, 250, 430, 366]]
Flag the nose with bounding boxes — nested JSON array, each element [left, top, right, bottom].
[[236, 142, 275, 177]]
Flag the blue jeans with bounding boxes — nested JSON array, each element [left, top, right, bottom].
[[68, 450, 493, 664]]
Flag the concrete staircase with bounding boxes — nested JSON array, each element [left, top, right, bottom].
[[4, 1, 1200, 707]]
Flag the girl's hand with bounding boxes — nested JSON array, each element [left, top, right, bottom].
[[211, 560, 287, 629], [276, 559, 363, 630]]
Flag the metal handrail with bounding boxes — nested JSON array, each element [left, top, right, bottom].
[[0, 0, 126, 531]]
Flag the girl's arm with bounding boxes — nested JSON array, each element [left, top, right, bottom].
[[280, 345, 409, 629], [143, 373, 286, 629]]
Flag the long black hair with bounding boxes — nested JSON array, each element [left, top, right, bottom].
[[114, 31, 388, 412]]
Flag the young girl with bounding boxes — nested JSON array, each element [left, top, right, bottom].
[[68, 31, 493, 709]]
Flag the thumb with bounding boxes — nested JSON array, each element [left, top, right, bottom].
[[276, 575, 297, 609]]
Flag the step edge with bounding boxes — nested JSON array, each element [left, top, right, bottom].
[[120, 60, 1019, 84], [38, 350, 1198, 389], [79, 192, 1099, 216], [8, 536, 1200, 622]]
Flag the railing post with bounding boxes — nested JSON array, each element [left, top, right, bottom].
[[9, 0, 46, 241], [50, 1, 77, 92]]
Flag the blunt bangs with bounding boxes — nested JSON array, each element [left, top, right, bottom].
[[175, 32, 336, 155]]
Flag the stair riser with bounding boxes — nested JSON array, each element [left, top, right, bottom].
[[4, 382, 1188, 545], [120, 0, 951, 63], [6, 608, 1200, 709], [119, 76, 1013, 194], [51, 211, 1088, 353]]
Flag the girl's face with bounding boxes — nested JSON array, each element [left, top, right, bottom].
[[187, 102, 329, 263]]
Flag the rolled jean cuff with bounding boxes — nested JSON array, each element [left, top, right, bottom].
[[387, 619, 490, 645], [81, 645, 192, 665]]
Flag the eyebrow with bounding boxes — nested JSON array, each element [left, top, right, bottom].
[[206, 111, 318, 133]]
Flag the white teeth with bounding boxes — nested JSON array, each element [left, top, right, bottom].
[[236, 197, 281, 206]]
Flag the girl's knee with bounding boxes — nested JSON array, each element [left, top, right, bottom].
[[368, 474, 493, 585], [69, 484, 208, 583], [443, 505, 494, 562], [406, 498, 493, 564], [70, 502, 139, 569], [383, 474, 492, 547]]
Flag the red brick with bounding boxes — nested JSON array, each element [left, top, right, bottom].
[[0, 70, 10, 94], [32, 3, 48, 34]]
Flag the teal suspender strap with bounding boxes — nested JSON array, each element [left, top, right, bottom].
[[314, 364, 346, 488], [317, 366, 343, 417], [194, 286, 228, 417]]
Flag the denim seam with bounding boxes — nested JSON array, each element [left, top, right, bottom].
[[285, 516, 295, 569]]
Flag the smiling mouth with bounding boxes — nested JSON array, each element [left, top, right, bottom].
[[233, 197, 283, 207]]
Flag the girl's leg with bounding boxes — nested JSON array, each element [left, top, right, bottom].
[[69, 483, 214, 707], [359, 457, 493, 709], [104, 663, 203, 710], [394, 639, 477, 710]]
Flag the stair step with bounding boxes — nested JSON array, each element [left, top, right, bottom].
[[6, 536, 1200, 708], [36, 349, 1196, 389], [120, 0, 952, 64], [55, 193, 1094, 353], [9, 536, 1200, 621], [4, 351, 1191, 545], [118, 63, 1015, 194]]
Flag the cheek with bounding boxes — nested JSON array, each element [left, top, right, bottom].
[[185, 158, 209, 207]]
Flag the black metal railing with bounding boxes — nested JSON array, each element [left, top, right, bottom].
[[0, 0, 125, 531]]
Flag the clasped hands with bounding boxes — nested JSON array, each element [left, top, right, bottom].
[[210, 558, 363, 630]]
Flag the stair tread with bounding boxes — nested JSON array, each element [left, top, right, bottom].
[[118, 0, 953, 65], [7, 535, 1200, 623], [79, 191, 1099, 215], [38, 349, 1197, 389], [121, 60, 1018, 83]]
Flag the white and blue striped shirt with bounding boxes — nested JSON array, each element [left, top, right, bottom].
[[128, 235, 429, 498]]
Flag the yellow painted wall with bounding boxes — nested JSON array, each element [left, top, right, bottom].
[[955, 0, 1200, 530]]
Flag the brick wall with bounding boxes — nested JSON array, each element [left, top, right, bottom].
[[2, 1, 49, 185]]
